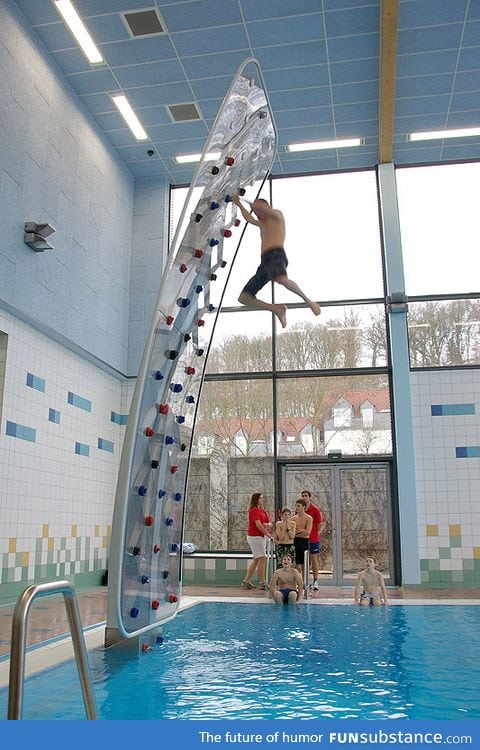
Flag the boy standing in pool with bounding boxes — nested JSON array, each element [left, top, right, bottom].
[[354, 556, 388, 606], [232, 193, 321, 328], [269, 555, 304, 605]]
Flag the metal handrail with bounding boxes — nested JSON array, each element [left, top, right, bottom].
[[7, 579, 98, 720]]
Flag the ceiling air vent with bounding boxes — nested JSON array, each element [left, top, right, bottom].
[[123, 9, 164, 37], [167, 103, 202, 122]]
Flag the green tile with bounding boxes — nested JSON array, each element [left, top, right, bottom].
[[451, 570, 464, 582], [61, 537, 67, 550], [450, 536, 462, 548], [463, 559, 475, 571], [215, 559, 226, 572], [421, 570, 429, 583], [420, 559, 430, 570], [428, 559, 440, 571], [439, 548, 451, 559]]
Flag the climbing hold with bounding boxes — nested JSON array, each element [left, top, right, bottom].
[[158, 489, 166, 498], [197, 319, 205, 327], [138, 485, 148, 496], [186, 395, 195, 404], [141, 643, 150, 652], [145, 516, 154, 526], [158, 403, 169, 414], [170, 383, 182, 393], [174, 493, 182, 501], [168, 594, 178, 603], [177, 297, 190, 308], [224, 194, 233, 202], [165, 436, 174, 445], [154, 371, 163, 381], [209, 238, 219, 247], [185, 366, 195, 375], [196, 349, 204, 357], [151, 600, 160, 610], [234, 218, 241, 227], [210, 273, 217, 281], [133, 546, 141, 556], [176, 415, 185, 424], [144, 427, 154, 438], [194, 248, 203, 258], [224, 156, 235, 166], [180, 443, 187, 452], [141, 575, 150, 584], [195, 285, 203, 294], [167, 350, 178, 360], [153, 544, 160, 554], [179, 263, 187, 273], [221, 260, 227, 268], [211, 166, 219, 175], [155, 635, 164, 644], [210, 201, 219, 210], [170, 465, 178, 474], [130, 607, 139, 618], [238, 187, 246, 196], [195, 213, 202, 222], [184, 333, 191, 342], [151, 459, 159, 469], [208, 304, 215, 313], [222, 228, 232, 238], [165, 517, 174, 526], [166, 315, 174, 325], [170, 543, 179, 552], [162, 570, 169, 579]]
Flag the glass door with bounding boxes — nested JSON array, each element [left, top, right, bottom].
[[280, 462, 394, 585]]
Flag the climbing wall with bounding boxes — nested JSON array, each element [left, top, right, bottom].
[[106, 58, 276, 641]]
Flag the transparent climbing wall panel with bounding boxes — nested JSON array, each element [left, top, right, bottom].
[[106, 58, 277, 640]]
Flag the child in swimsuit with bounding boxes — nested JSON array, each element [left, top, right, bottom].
[[269, 555, 304, 605], [354, 557, 388, 606]]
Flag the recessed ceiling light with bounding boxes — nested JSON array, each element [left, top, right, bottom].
[[54, 0, 103, 64], [112, 96, 148, 140], [287, 138, 363, 152], [123, 9, 164, 37], [167, 103, 202, 122], [174, 152, 221, 164], [408, 127, 480, 142]]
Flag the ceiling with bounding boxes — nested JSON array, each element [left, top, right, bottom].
[[11, 0, 480, 185]]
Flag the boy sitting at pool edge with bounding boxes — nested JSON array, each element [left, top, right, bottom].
[[269, 554, 304, 605], [354, 556, 388, 606]]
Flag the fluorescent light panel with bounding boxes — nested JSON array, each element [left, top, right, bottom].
[[54, 0, 103, 64], [112, 95, 148, 140], [409, 127, 480, 142], [287, 138, 363, 152], [174, 152, 221, 164]]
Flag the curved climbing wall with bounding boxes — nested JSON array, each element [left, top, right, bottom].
[[106, 59, 277, 640]]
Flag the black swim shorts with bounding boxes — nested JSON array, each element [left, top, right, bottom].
[[242, 247, 288, 296]]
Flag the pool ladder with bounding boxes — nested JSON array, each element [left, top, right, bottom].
[[7, 579, 98, 720]]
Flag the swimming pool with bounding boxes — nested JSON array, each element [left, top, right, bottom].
[[1, 602, 479, 720]]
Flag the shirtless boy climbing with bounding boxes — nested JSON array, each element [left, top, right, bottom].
[[233, 194, 321, 328]]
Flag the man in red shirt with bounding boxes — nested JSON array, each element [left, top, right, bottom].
[[301, 490, 325, 591]]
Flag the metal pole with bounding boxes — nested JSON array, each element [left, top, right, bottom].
[[8, 580, 98, 720], [303, 549, 311, 596]]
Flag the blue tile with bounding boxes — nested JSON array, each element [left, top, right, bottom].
[[248, 14, 325, 47], [113, 60, 186, 89], [241, 0, 321, 21], [75, 442, 90, 457], [126, 82, 195, 109], [456, 446, 468, 458], [328, 32, 378, 62], [98, 438, 114, 453], [431, 405, 443, 416], [456, 446, 480, 458], [398, 25, 463, 55], [254, 40, 328, 71], [48, 408, 61, 424], [172, 25, 249, 56], [396, 74, 454, 98], [161, 0, 242, 32], [397, 50, 458, 77], [263, 65, 329, 92], [399, 0, 469, 27], [331, 57, 378, 85], [64, 69, 119, 96], [326, 5, 379, 37], [441, 403, 475, 416], [67, 392, 92, 412], [6, 421, 36, 443], [101, 36, 177, 67], [270, 87, 332, 112]]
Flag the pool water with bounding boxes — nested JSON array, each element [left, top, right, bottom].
[[1, 603, 479, 720]]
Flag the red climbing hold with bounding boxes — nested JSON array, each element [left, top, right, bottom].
[[145, 516, 154, 526], [224, 156, 235, 166], [168, 594, 178, 603], [197, 319, 205, 327], [166, 315, 174, 325], [185, 366, 195, 375], [222, 229, 232, 238], [144, 427, 154, 437], [151, 600, 160, 610], [180, 263, 187, 273], [158, 404, 169, 414], [194, 249, 203, 258], [171, 465, 178, 474]]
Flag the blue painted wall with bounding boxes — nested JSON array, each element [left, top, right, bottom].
[[0, 1, 135, 373]]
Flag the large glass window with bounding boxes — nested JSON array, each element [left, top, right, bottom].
[[396, 162, 480, 296], [271, 171, 384, 302], [408, 299, 480, 367], [205, 310, 272, 374], [276, 374, 391, 458], [275, 303, 387, 371]]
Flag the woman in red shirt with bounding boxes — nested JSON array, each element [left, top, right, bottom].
[[242, 492, 273, 590]]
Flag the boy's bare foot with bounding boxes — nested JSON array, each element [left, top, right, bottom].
[[274, 304, 287, 328], [309, 301, 321, 316]]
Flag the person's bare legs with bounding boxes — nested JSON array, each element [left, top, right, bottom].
[[257, 556, 266, 584], [274, 275, 321, 316], [238, 290, 287, 328], [243, 558, 259, 585]]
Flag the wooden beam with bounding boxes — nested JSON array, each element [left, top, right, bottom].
[[379, 0, 399, 163]]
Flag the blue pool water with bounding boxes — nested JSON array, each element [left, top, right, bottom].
[[1, 603, 479, 720]]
